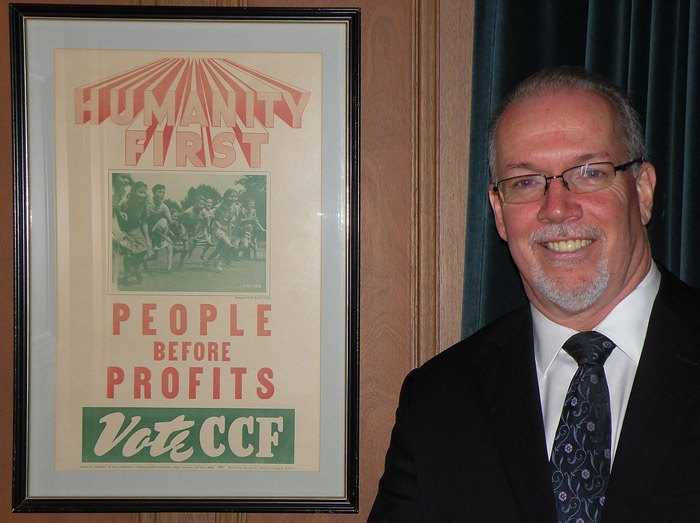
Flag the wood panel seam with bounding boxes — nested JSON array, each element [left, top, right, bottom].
[[416, 0, 440, 366]]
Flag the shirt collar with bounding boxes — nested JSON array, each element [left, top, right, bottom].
[[533, 262, 661, 378]]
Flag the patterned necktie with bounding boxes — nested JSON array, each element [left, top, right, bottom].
[[550, 331, 615, 523]]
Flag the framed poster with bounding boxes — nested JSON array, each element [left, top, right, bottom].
[[10, 3, 360, 513]]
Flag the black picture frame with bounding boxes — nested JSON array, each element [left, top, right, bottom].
[[11, 3, 359, 513]]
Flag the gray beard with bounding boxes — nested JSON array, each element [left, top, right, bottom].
[[528, 225, 609, 313], [530, 257, 610, 313]]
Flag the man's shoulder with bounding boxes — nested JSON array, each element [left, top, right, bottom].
[[656, 266, 700, 323], [416, 306, 531, 382]]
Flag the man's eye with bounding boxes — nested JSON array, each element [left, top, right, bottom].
[[583, 169, 603, 178], [512, 177, 540, 190]]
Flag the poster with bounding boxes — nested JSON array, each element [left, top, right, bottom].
[[55, 49, 321, 473], [12, 5, 359, 512]]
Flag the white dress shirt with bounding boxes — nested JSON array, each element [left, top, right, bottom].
[[533, 263, 661, 463]]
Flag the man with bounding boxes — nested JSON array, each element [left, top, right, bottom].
[[146, 183, 175, 271], [203, 189, 241, 271], [180, 194, 209, 267], [369, 66, 700, 522], [147, 183, 174, 231]]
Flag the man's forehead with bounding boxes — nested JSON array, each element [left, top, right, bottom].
[[501, 88, 613, 126], [496, 90, 620, 147], [502, 151, 612, 172]]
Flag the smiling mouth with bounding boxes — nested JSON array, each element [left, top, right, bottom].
[[543, 239, 593, 252]]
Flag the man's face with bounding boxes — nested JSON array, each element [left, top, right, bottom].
[[488, 89, 656, 325], [154, 187, 165, 200]]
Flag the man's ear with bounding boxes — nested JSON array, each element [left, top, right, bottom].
[[636, 162, 656, 226], [488, 186, 508, 242]]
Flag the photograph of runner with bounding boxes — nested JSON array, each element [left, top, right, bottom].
[[110, 170, 268, 293]]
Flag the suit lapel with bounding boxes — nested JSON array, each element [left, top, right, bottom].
[[481, 315, 558, 523], [604, 274, 700, 521]]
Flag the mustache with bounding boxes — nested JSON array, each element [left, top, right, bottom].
[[529, 225, 603, 245]]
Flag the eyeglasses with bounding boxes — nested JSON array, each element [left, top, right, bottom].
[[492, 158, 644, 204]]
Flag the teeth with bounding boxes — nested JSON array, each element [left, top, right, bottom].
[[544, 239, 592, 252]]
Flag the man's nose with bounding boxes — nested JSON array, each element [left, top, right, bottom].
[[536, 177, 582, 223]]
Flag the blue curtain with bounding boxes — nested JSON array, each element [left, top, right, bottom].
[[462, 0, 700, 338]]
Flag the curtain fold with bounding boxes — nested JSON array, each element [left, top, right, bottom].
[[462, 0, 700, 338]]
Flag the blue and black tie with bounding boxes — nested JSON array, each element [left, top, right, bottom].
[[550, 331, 615, 523]]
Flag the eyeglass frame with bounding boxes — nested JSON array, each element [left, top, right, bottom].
[[491, 157, 645, 204]]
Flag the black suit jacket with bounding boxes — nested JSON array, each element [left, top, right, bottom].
[[369, 269, 700, 522]]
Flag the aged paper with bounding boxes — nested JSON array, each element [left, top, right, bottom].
[[53, 49, 322, 471]]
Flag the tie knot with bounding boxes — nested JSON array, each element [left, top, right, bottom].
[[563, 331, 615, 366]]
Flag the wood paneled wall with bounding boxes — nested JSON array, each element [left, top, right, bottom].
[[0, 1, 473, 521]]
